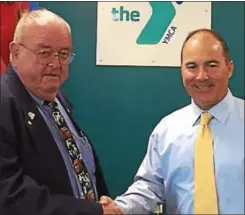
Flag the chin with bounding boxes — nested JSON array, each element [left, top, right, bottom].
[[44, 86, 60, 94], [194, 97, 217, 109]]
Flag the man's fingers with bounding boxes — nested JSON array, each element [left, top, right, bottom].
[[100, 196, 124, 214], [102, 203, 124, 215], [100, 195, 112, 205]]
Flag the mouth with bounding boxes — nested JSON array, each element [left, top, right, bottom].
[[194, 85, 214, 92], [44, 74, 59, 78], [45, 74, 58, 76]]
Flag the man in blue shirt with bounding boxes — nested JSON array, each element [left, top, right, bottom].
[[100, 29, 244, 214], [0, 8, 123, 215]]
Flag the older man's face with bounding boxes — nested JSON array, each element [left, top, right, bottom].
[[12, 21, 72, 101], [181, 33, 234, 110]]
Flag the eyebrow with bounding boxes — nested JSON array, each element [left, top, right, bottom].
[[37, 44, 52, 49], [184, 60, 220, 67], [205, 60, 220, 64], [37, 44, 71, 51], [185, 61, 196, 67]]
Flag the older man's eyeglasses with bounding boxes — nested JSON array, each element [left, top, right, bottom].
[[18, 43, 75, 66]]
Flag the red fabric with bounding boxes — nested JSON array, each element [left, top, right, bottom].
[[1, 57, 6, 73], [0, 2, 29, 73]]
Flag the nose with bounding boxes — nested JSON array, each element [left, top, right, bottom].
[[196, 66, 208, 81], [48, 54, 61, 68]]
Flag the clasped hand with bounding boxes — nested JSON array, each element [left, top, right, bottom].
[[99, 196, 125, 215]]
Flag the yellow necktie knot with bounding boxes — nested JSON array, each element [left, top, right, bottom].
[[200, 112, 213, 126]]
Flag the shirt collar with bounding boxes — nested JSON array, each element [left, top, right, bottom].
[[191, 89, 233, 126], [28, 91, 46, 106]]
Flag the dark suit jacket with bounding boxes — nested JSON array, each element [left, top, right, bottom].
[[0, 66, 109, 215]]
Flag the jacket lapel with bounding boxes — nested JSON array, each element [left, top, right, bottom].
[[5, 66, 73, 195]]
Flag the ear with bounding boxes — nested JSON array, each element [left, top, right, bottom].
[[9, 42, 20, 64], [227, 60, 234, 78]]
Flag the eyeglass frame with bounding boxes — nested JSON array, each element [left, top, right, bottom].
[[17, 43, 76, 66]]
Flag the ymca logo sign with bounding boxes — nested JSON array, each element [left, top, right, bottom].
[[96, 2, 211, 66]]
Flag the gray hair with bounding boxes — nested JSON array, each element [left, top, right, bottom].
[[10, 8, 71, 61]]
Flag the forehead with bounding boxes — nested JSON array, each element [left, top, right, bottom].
[[24, 22, 71, 49], [182, 33, 225, 62]]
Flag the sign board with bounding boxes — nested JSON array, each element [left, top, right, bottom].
[[96, 2, 212, 67]]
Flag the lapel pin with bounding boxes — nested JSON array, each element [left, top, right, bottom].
[[28, 112, 35, 120], [28, 121, 32, 125]]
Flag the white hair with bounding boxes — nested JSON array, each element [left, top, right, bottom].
[[10, 8, 71, 62]]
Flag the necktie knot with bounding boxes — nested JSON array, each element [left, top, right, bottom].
[[44, 100, 58, 109], [200, 112, 213, 126]]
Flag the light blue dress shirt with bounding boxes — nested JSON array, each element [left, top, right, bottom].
[[115, 90, 244, 214]]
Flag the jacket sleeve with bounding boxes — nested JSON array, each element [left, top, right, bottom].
[[0, 97, 103, 215]]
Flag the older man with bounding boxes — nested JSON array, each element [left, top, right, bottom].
[[101, 29, 244, 214], [0, 8, 123, 215]]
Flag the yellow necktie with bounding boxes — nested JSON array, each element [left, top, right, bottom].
[[194, 112, 218, 214]]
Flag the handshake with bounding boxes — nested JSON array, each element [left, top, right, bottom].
[[99, 196, 125, 215]]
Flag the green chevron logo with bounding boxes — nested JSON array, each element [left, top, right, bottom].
[[137, 2, 176, 44], [111, 2, 184, 45]]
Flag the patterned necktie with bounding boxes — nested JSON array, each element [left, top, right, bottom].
[[47, 100, 96, 201], [194, 112, 218, 214]]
